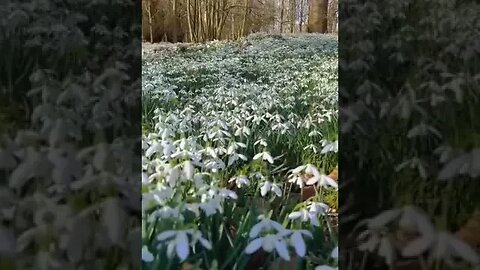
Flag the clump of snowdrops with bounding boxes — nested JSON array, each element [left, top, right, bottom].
[[142, 34, 338, 270]]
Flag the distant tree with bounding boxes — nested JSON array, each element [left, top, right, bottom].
[[308, 0, 328, 33]]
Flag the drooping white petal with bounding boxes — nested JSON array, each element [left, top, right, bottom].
[[401, 236, 432, 257], [253, 153, 263, 160], [157, 230, 176, 241], [260, 181, 271, 197], [368, 209, 402, 229], [306, 175, 319, 185], [245, 238, 263, 254], [183, 160, 194, 179], [292, 165, 306, 174], [288, 211, 302, 220], [142, 246, 154, 262], [199, 237, 212, 250], [274, 238, 291, 261], [175, 231, 190, 261], [291, 232, 307, 257], [271, 183, 282, 197], [330, 246, 338, 259], [263, 152, 274, 164]]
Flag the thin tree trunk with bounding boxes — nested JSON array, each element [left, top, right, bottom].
[[172, 0, 178, 42], [289, 0, 295, 33], [240, 0, 249, 37], [299, 0, 304, 32], [231, 14, 235, 39], [144, 0, 154, 43], [280, 0, 285, 33], [187, 0, 194, 42]]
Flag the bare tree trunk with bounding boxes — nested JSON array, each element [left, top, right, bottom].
[[172, 0, 178, 42], [231, 14, 235, 39], [240, 0, 249, 37], [280, 0, 285, 33], [289, 0, 295, 33], [308, 0, 327, 33], [299, 0, 304, 32], [187, 0, 194, 42], [145, 0, 154, 43]]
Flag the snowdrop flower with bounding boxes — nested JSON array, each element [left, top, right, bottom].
[[253, 151, 274, 164], [227, 152, 248, 166], [331, 246, 338, 258], [288, 174, 305, 188], [204, 159, 225, 172], [157, 229, 211, 262], [165, 166, 180, 187], [234, 126, 251, 136], [142, 246, 154, 262], [217, 188, 238, 199], [190, 230, 213, 250], [306, 173, 337, 189], [147, 206, 184, 222], [289, 229, 313, 257], [402, 231, 480, 266], [145, 142, 162, 158], [303, 144, 319, 153], [321, 140, 338, 153], [260, 181, 282, 197], [229, 175, 250, 188], [288, 208, 321, 227], [254, 138, 268, 147], [249, 216, 288, 238], [182, 160, 194, 179], [199, 196, 223, 216], [308, 202, 330, 214], [245, 233, 291, 261]]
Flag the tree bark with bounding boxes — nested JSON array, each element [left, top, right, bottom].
[[299, 0, 304, 32], [289, 0, 295, 33], [145, 0, 154, 43], [186, 0, 194, 42], [308, 0, 328, 33], [240, 0, 249, 37], [280, 0, 285, 33]]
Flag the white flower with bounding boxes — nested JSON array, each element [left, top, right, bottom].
[[229, 175, 250, 188], [245, 234, 290, 261], [191, 230, 213, 250], [145, 142, 162, 158], [308, 202, 330, 214], [182, 160, 194, 179], [289, 230, 313, 257], [142, 246, 154, 262], [288, 174, 305, 188], [260, 181, 282, 197], [157, 229, 212, 262], [288, 208, 320, 226], [321, 140, 338, 153], [157, 230, 190, 261], [331, 246, 338, 258], [228, 152, 248, 166], [306, 174, 337, 188], [218, 188, 238, 199], [253, 151, 274, 164], [199, 197, 222, 216], [254, 138, 268, 147], [249, 217, 288, 238]]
